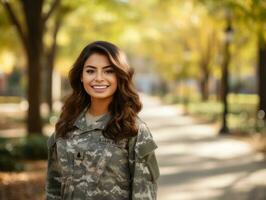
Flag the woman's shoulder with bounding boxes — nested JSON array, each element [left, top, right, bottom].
[[135, 116, 157, 158], [47, 132, 56, 148], [136, 116, 148, 129], [136, 116, 152, 138]]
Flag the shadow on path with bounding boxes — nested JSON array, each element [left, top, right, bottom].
[[139, 94, 266, 200]]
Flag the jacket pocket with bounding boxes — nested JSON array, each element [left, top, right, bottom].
[[61, 177, 73, 200], [146, 153, 160, 182], [137, 140, 157, 159], [136, 140, 160, 183]]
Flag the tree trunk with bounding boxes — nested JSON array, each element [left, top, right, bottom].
[[45, 15, 61, 113], [26, 51, 42, 134], [45, 55, 54, 112], [44, 50, 55, 113], [2, 0, 61, 135], [198, 33, 213, 102], [22, 0, 44, 134], [200, 65, 209, 101], [216, 79, 221, 101], [258, 33, 266, 121]]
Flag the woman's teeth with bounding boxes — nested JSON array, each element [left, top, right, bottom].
[[92, 85, 108, 89]]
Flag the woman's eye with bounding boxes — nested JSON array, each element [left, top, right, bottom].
[[86, 70, 94, 74], [105, 69, 115, 74]]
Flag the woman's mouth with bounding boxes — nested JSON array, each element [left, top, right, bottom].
[[91, 85, 110, 92]]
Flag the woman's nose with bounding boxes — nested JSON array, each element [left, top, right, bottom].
[[95, 71, 104, 81]]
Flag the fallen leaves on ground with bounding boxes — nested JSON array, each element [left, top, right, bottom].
[[0, 161, 47, 200]]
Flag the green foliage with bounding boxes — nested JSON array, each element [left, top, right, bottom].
[[188, 101, 222, 122], [0, 135, 48, 171], [0, 147, 24, 171], [184, 94, 263, 133], [15, 135, 49, 160]]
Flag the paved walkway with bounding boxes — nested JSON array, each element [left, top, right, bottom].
[[1, 95, 266, 199], [139, 94, 266, 200]]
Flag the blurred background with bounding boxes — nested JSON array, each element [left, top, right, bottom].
[[0, 0, 265, 199]]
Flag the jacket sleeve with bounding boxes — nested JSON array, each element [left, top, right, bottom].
[[132, 123, 160, 200], [45, 133, 62, 200]]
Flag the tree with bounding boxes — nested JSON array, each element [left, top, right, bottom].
[[198, 0, 266, 121], [256, 20, 266, 122], [43, 12, 61, 113], [43, 3, 71, 113], [1, 0, 61, 135], [179, 6, 219, 101]]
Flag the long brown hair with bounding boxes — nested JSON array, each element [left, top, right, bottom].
[[55, 41, 142, 141]]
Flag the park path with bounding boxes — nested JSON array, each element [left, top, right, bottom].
[[139, 94, 266, 200]]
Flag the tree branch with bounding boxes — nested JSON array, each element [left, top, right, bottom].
[[46, 13, 61, 60], [43, 0, 60, 22], [1, 0, 28, 48]]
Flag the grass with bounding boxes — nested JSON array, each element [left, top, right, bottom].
[[0, 96, 23, 104], [163, 93, 266, 153], [172, 94, 264, 133], [0, 135, 48, 171]]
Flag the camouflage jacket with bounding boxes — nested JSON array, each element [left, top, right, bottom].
[[45, 111, 160, 200]]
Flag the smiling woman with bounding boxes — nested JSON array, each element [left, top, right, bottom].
[[81, 53, 118, 106], [45, 41, 160, 200]]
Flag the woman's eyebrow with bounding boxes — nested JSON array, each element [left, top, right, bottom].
[[84, 65, 113, 69]]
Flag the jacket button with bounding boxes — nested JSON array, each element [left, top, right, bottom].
[[75, 151, 84, 160]]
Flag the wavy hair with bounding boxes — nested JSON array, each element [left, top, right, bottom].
[[55, 41, 142, 141]]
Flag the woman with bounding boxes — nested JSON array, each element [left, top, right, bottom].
[[45, 41, 160, 200]]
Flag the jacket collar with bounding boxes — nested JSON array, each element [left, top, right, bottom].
[[73, 107, 112, 132]]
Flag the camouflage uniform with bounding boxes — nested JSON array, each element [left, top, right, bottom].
[[45, 109, 160, 200]]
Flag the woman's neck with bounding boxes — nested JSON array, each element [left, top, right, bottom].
[[88, 98, 111, 116]]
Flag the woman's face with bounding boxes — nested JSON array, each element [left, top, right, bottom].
[[81, 53, 118, 103]]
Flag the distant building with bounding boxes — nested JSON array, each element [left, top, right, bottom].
[[134, 73, 163, 94]]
